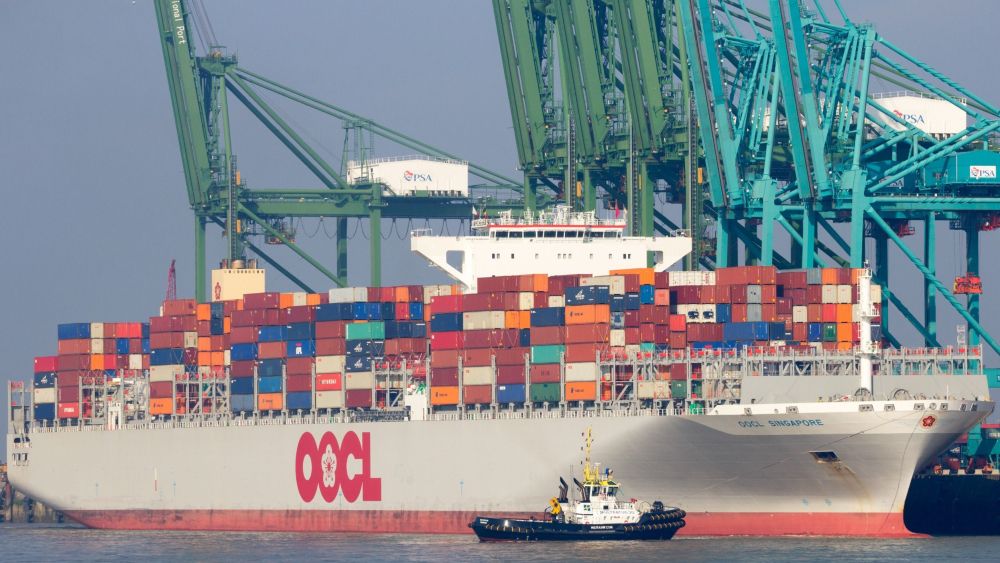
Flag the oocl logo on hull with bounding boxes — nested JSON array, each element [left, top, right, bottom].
[[295, 431, 382, 503]]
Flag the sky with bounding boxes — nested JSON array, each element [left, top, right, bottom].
[[1, 0, 999, 446]]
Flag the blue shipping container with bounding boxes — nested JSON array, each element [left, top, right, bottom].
[[716, 304, 732, 324], [210, 301, 225, 320], [519, 328, 531, 347], [286, 340, 315, 358], [142, 339, 151, 354], [610, 295, 626, 312], [346, 354, 372, 373], [57, 323, 91, 340], [34, 403, 56, 421], [285, 323, 314, 341], [229, 343, 258, 362], [564, 285, 611, 305], [639, 285, 655, 304], [258, 375, 283, 394], [315, 303, 352, 322], [380, 302, 395, 320], [807, 323, 823, 342], [610, 312, 626, 330], [722, 322, 784, 341], [210, 317, 225, 335], [115, 338, 130, 355], [257, 359, 284, 377], [625, 293, 641, 310], [366, 302, 383, 320], [150, 348, 185, 366], [258, 325, 287, 342], [530, 307, 565, 327], [230, 377, 254, 395], [33, 372, 56, 388], [497, 384, 526, 404], [431, 312, 463, 332], [351, 302, 368, 320], [409, 302, 423, 320], [287, 391, 312, 411], [231, 394, 255, 413]]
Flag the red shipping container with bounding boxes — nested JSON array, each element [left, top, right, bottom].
[[287, 374, 312, 392], [394, 302, 410, 320], [163, 299, 197, 316], [171, 316, 197, 332], [761, 304, 778, 323], [624, 310, 640, 328], [149, 316, 171, 333], [263, 309, 281, 325], [315, 321, 347, 339], [430, 295, 463, 313], [316, 338, 346, 356], [638, 305, 670, 325], [821, 304, 837, 323], [462, 348, 493, 367], [496, 365, 526, 385], [230, 309, 263, 328], [195, 320, 210, 337], [699, 285, 717, 304], [495, 347, 530, 366], [280, 306, 315, 324], [729, 286, 747, 304], [463, 384, 492, 405], [793, 323, 808, 342], [654, 271, 670, 289], [477, 275, 515, 293], [286, 357, 314, 376], [668, 315, 687, 332], [430, 331, 464, 350], [57, 403, 80, 419], [806, 285, 823, 303], [565, 324, 609, 344], [57, 354, 90, 372], [430, 350, 460, 368], [530, 326, 564, 345], [731, 304, 748, 323], [315, 373, 342, 391], [56, 385, 80, 402], [345, 389, 372, 408], [258, 341, 286, 359], [244, 292, 281, 310], [529, 363, 561, 383], [34, 356, 58, 373], [624, 327, 641, 345], [150, 332, 184, 349], [231, 360, 255, 377], [714, 285, 731, 304], [56, 371, 81, 387], [639, 324, 655, 342], [57, 339, 89, 355], [380, 287, 395, 303], [385, 339, 423, 356], [669, 364, 687, 380], [668, 333, 687, 349], [776, 298, 793, 316], [430, 367, 459, 386], [149, 381, 173, 399], [565, 343, 600, 363]]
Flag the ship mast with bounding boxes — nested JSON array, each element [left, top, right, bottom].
[[857, 266, 878, 394]]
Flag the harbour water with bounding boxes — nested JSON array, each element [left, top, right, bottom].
[[0, 526, 997, 562]]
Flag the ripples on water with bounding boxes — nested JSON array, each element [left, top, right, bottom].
[[1, 525, 997, 562]]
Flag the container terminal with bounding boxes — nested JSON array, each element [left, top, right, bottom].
[[5, 0, 1000, 536]]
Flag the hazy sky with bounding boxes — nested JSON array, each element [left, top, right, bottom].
[[2, 1, 999, 445]]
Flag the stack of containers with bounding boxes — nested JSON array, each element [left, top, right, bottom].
[[32, 355, 58, 421], [148, 300, 199, 416]]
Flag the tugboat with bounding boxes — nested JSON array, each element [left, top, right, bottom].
[[469, 429, 685, 541]]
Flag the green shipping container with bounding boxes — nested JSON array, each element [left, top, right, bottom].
[[822, 323, 838, 342], [670, 380, 687, 398], [346, 321, 386, 341], [530, 345, 565, 364], [530, 383, 561, 403], [640, 342, 656, 353]]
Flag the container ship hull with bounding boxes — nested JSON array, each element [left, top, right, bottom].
[[8, 401, 988, 537]]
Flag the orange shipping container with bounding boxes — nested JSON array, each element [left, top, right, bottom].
[[196, 303, 211, 321], [306, 293, 322, 306], [223, 317, 231, 334], [279, 293, 295, 309], [836, 304, 853, 323], [565, 304, 610, 325], [837, 323, 853, 342], [837, 341, 853, 351], [430, 386, 459, 405], [211, 351, 224, 366], [610, 267, 654, 286], [198, 337, 212, 352], [565, 381, 597, 401], [149, 398, 173, 415], [821, 268, 839, 285], [258, 393, 284, 411], [505, 310, 522, 330], [90, 354, 104, 371], [654, 289, 670, 306]]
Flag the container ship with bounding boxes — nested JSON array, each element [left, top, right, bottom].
[[6, 207, 993, 537]]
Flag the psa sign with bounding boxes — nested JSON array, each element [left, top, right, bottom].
[[295, 431, 382, 503], [893, 109, 926, 125], [970, 165, 997, 180], [403, 170, 433, 182]]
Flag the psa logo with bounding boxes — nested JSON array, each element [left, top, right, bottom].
[[403, 170, 433, 182], [295, 431, 382, 503], [892, 110, 926, 125]]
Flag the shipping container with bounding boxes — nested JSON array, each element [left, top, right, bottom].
[[315, 390, 345, 409], [463, 384, 492, 405], [258, 393, 283, 411], [565, 381, 597, 401], [529, 383, 561, 403], [530, 345, 565, 364], [496, 383, 526, 404]]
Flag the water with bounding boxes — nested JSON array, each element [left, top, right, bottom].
[[1, 526, 998, 562]]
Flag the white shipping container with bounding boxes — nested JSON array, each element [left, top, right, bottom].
[[291, 292, 308, 307], [548, 296, 565, 308], [792, 306, 808, 324], [462, 366, 494, 386], [150, 364, 184, 382], [128, 354, 144, 370], [637, 380, 670, 399], [315, 390, 345, 409], [624, 344, 641, 357], [675, 304, 716, 324], [668, 270, 716, 286], [517, 292, 535, 311], [821, 285, 838, 304], [90, 339, 104, 355], [871, 284, 882, 303], [347, 156, 469, 197], [463, 311, 506, 330], [346, 372, 373, 390], [565, 362, 599, 382], [610, 329, 626, 348], [423, 284, 454, 304], [581, 275, 626, 295], [224, 349, 230, 366], [329, 287, 368, 304], [316, 355, 346, 374], [90, 322, 104, 339], [33, 387, 56, 404], [183, 331, 198, 349], [836, 285, 853, 304], [852, 304, 861, 323]]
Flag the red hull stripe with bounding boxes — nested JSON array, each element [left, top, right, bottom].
[[64, 509, 919, 538]]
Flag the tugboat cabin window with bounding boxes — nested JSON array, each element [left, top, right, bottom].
[[810, 451, 840, 463], [495, 231, 508, 238], [544, 231, 556, 238], [510, 231, 522, 238]]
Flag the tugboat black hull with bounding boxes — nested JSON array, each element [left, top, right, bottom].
[[469, 509, 686, 542]]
